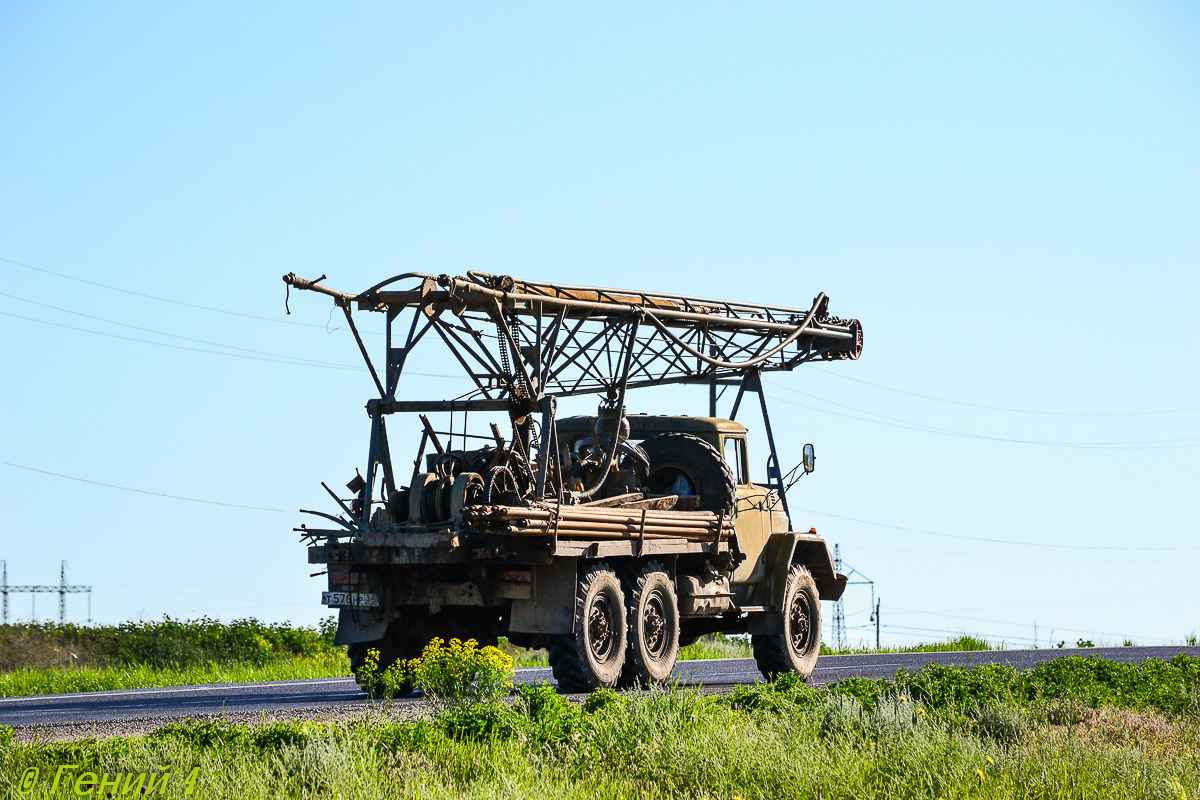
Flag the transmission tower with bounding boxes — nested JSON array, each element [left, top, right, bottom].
[[832, 544, 847, 650], [829, 547, 876, 650], [0, 560, 92, 624]]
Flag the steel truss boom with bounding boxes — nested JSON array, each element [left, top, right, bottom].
[[283, 271, 862, 408]]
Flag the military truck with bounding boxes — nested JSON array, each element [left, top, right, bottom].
[[285, 271, 863, 691]]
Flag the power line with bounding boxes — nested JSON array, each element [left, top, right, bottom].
[[879, 623, 1038, 644], [0, 291, 363, 370], [2, 460, 290, 513], [885, 604, 1178, 645], [0, 300, 469, 381], [767, 386, 1200, 450], [0, 254, 352, 332], [810, 366, 1200, 417], [794, 506, 1200, 552], [848, 543, 1200, 567], [9, 254, 1196, 420], [920, 587, 1200, 616], [0, 309, 364, 371]]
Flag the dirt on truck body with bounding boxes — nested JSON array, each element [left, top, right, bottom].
[[285, 271, 863, 692]]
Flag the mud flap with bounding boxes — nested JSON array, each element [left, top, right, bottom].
[[510, 559, 577, 634], [333, 607, 388, 645]]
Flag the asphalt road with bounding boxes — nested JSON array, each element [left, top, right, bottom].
[[3, 645, 1197, 730]]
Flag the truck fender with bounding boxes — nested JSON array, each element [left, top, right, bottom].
[[762, 532, 848, 611], [333, 607, 389, 645]]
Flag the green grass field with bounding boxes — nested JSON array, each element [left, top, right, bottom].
[[0, 620, 1005, 698], [0, 618, 349, 698], [2, 655, 1197, 799], [1, 619, 1190, 702]]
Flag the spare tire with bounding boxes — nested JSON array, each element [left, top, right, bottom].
[[640, 432, 737, 514]]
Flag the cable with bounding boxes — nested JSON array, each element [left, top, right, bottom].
[[0, 310, 364, 370], [0, 308, 468, 381], [810, 366, 1200, 417], [0, 254, 366, 332], [2, 460, 290, 513], [0, 291, 363, 370], [848, 543, 1200, 567], [767, 387, 1200, 450], [71, 568, 312, 603], [879, 623, 1037, 644], [794, 506, 1200, 551], [885, 604, 1187, 644]]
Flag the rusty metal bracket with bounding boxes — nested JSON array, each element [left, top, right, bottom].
[[637, 508, 648, 558]]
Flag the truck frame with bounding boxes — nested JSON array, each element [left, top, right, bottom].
[[285, 271, 863, 691]]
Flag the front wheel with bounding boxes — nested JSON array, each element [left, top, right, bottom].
[[752, 564, 821, 681], [548, 562, 627, 692]]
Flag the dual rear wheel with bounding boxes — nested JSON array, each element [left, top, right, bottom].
[[549, 561, 822, 692], [548, 561, 680, 693]]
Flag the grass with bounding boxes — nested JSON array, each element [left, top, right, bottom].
[[2, 656, 1198, 799], [823, 634, 996, 655], [1, 617, 1186, 700], [0, 617, 341, 672], [0, 655, 350, 697], [504, 633, 999, 668], [0, 618, 350, 698]]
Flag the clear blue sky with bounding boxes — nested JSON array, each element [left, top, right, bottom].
[[2, 3, 1197, 647]]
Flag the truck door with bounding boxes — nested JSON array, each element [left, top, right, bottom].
[[723, 435, 772, 585]]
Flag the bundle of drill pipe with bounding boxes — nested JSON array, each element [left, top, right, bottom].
[[460, 504, 734, 540]]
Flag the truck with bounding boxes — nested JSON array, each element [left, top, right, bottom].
[[284, 271, 863, 692]]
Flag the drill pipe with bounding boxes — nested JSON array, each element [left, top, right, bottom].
[[464, 517, 732, 536], [463, 505, 733, 526], [477, 525, 702, 541]]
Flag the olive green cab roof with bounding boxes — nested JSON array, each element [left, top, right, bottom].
[[556, 414, 747, 438]]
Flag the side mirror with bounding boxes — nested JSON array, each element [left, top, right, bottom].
[[802, 443, 816, 474]]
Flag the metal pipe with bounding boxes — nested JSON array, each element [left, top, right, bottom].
[[437, 277, 854, 338], [497, 515, 724, 527], [282, 273, 356, 305]]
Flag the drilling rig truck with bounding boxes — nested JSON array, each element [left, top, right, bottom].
[[285, 271, 863, 692]]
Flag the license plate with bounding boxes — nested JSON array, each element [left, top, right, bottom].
[[321, 591, 380, 608]]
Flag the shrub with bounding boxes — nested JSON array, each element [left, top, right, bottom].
[[439, 701, 519, 741], [353, 647, 411, 699], [410, 637, 514, 709], [516, 683, 585, 744], [0, 617, 342, 672], [1042, 698, 1089, 726], [582, 687, 626, 714], [151, 718, 328, 751], [973, 704, 1028, 745], [820, 692, 864, 738], [725, 673, 824, 712], [863, 693, 924, 740]]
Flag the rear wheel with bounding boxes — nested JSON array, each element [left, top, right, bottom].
[[620, 561, 680, 687], [752, 564, 821, 681], [548, 562, 627, 692]]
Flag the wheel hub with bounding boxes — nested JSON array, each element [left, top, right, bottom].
[[643, 593, 669, 658], [789, 593, 812, 654], [588, 592, 618, 663]]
